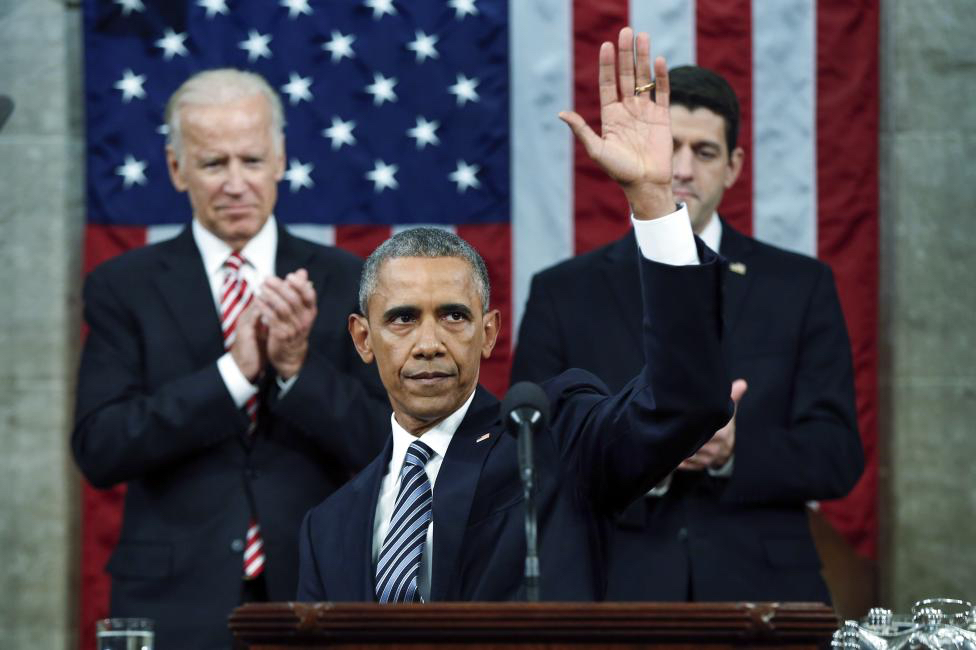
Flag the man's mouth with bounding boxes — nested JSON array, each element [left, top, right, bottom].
[[673, 189, 697, 201], [405, 371, 454, 384], [217, 204, 257, 215]]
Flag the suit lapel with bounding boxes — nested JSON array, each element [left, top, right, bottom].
[[153, 228, 225, 365], [351, 439, 392, 601], [274, 224, 317, 278], [601, 231, 643, 351], [429, 387, 501, 601], [717, 219, 756, 339]]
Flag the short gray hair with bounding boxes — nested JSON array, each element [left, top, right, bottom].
[[359, 228, 491, 316], [164, 68, 285, 160]]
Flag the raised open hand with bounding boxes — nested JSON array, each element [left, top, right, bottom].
[[559, 27, 674, 219]]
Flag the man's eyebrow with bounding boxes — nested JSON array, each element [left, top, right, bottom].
[[382, 305, 420, 322], [437, 303, 473, 317]]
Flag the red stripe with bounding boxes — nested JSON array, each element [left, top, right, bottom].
[[221, 282, 247, 325], [572, 0, 631, 255], [457, 223, 512, 398], [814, 0, 880, 559], [335, 225, 392, 263], [220, 277, 237, 304], [695, 0, 753, 237], [80, 224, 147, 650]]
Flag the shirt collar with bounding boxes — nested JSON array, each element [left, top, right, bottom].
[[389, 388, 478, 464], [698, 212, 722, 253], [192, 215, 278, 279]]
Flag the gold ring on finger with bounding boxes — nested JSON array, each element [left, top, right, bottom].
[[634, 81, 655, 96]]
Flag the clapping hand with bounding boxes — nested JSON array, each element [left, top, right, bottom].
[[255, 269, 318, 380]]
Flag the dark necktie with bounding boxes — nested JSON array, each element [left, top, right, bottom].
[[375, 439, 435, 603]]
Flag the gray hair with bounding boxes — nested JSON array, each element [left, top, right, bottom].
[[164, 68, 285, 161], [359, 228, 491, 316]]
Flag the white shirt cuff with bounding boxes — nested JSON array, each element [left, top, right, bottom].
[[276, 373, 299, 398], [645, 472, 672, 497], [707, 455, 735, 478], [631, 204, 699, 266], [217, 352, 259, 408]]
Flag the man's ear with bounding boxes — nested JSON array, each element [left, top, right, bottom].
[[480, 309, 501, 360], [725, 146, 745, 189], [166, 145, 187, 192], [348, 313, 375, 364]]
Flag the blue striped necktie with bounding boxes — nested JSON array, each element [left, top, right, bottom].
[[375, 439, 435, 603]]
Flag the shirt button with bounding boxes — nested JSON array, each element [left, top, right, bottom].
[[677, 527, 689, 541], [231, 538, 245, 553]]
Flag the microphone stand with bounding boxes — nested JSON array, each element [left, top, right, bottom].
[[511, 409, 541, 602]]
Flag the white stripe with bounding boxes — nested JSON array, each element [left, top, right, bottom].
[[510, 0, 573, 344], [146, 223, 184, 244], [630, 0, 697, 67], [245, 553, 265, 575], [244, 538, 263, 561], [221, 291, 248, 333], [391, 223, 456, 235], [751, 0, 817, 257], [289, 223, 337, 246]]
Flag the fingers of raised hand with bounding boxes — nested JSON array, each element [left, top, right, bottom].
[[634, 31, 652, 98], [598, 41, 619, 107], [652, 56, 669, 108], [558, 110, 602, 156], [616, 27, 636, 103]]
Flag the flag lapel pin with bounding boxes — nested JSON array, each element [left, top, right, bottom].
[[476, 433, 491, 443], [729, 262, 747, 276]]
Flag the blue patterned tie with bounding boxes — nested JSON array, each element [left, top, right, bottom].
[[375, 440, 435, 603]]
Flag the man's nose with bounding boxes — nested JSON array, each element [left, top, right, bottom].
[[412, 318, 445, 359], [222, 162, 247, 194], [673, 147, 694, 180]]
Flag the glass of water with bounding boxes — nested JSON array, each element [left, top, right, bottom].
[[96, 618, 153, 650]]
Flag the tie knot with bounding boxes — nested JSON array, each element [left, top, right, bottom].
[[224, 251, 248, 272], [405, 440, 434, 469]]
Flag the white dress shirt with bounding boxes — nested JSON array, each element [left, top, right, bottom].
[[191, 216, 296, 407], [371, 203, 699, 600], [698, 211, 722, 254], [372, 389, 477, 602]]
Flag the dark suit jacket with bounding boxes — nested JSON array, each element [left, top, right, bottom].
[[511, 222, 864, 602], [297, 247, 732, 602], [72, 225, 390, 649]]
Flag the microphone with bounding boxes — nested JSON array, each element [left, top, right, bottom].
[[0, 96, 13, 132], [501, 382, 550, 602]]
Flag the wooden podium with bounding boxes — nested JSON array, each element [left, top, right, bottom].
[[229, 602, 838, 648]]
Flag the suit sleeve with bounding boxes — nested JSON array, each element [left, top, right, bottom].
[[72, 267, 248, 489], [271, 337, 389, 472], [722, 264, 864, 504], [548, 250, 733, 512], [510, 273, 568, 385]]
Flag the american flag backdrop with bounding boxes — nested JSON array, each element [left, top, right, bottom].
[[79, 0, 878, 646]]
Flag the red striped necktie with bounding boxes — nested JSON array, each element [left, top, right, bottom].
[[220, 251, 266, 580]]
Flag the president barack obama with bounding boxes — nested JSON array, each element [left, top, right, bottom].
[[297, 26, 734, 602]]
